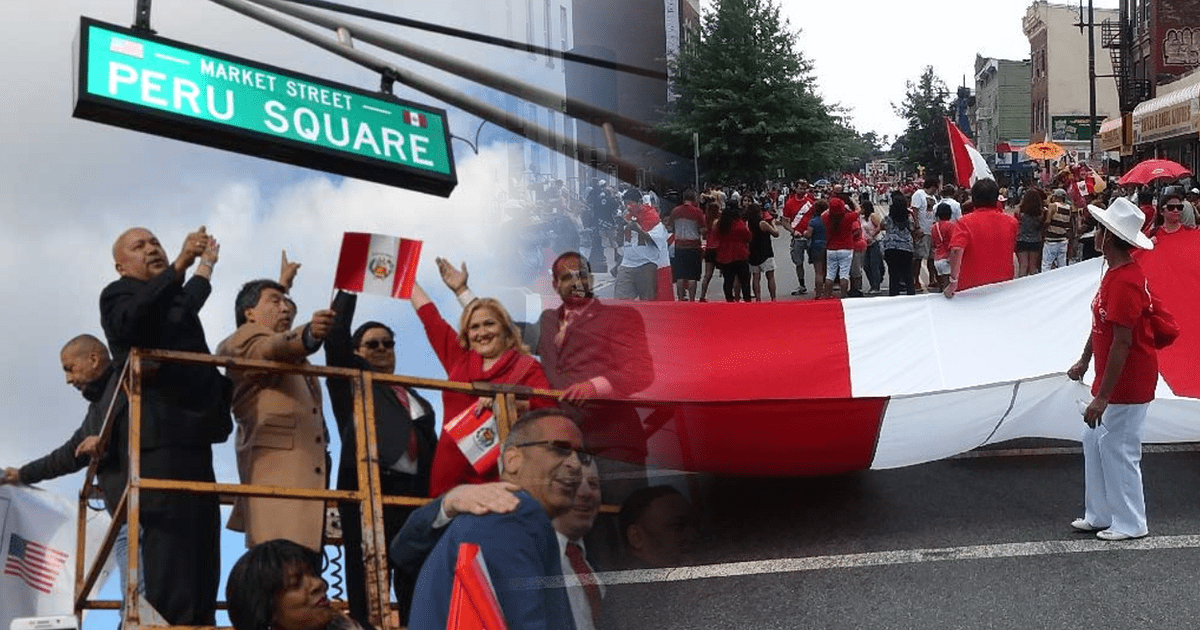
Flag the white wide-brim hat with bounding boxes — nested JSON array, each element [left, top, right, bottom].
[[1087, 197, 1154, 250]]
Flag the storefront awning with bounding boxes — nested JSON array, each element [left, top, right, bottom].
[[1132, 82, 1200, 145], [1098, 117, 1123, 151]]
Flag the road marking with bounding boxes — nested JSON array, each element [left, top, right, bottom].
[[586, 534, 1200, 586], [953, 442, 1200, 460]]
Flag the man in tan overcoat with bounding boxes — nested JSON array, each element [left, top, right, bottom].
[[218, 273, 334, 552]]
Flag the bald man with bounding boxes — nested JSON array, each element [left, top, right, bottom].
[[1, 334, 167, 621], [99, 226, 232, 625], [3, 335, 124, 502]]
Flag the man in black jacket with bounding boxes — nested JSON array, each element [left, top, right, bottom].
[[99, 226, 232, 625], [0, 334, 168, 620], [326, 290, 436, 628], [3, 335, 125, 500]]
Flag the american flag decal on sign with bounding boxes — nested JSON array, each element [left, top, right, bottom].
[[4, 533, 68, 595], [109, 37, 145, 59], [404, 110, 427, 128]]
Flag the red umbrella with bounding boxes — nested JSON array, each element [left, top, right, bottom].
[[1117, 158, 1192, 186]]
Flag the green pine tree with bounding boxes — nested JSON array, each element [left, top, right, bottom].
[[892, 66, 953, 180], [659, 0, 841, 183]]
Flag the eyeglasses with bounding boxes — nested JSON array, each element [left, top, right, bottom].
[[514, 440, 593, 465], [360, 339, 395, 350]]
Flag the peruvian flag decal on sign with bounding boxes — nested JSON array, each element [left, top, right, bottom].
[[333, 232, 422, 299], [404, 110, 427, 128]]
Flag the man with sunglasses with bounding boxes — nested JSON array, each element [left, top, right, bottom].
[[325, 289, 437, 628], [393, 408, 586, 629]]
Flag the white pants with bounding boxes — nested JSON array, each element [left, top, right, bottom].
[[1042, 239, 1068, 271], [1082, 402, 1150, 537]]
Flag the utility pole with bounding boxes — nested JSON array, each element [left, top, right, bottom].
[[1086, 0, 1098, 159]]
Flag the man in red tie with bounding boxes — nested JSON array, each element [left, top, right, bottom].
[[554, 460, 604, 629]]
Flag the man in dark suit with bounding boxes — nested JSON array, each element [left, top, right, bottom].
[[99, 226, 232, 624], [391, 409, 583, 630], [325, 290, 437, 628]]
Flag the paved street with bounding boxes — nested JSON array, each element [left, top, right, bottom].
[[598, 443, 1200, 629]]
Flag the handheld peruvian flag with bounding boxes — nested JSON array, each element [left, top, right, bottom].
[[447, 543, 508, 630], [444, 406, 501, 475], [945, 117, 994, 188], [333, 232, 422, 299], [404, 110, 427, 128]]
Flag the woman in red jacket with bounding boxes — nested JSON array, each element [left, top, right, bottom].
[[714, 202, 752, 302], [409, 259, 551, 496]]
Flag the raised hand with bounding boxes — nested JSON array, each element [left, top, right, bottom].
[[280, 250, 301, 290], [436, 257, 469, 294]]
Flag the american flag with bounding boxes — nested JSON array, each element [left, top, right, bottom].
[[4, 533, 68, 595], [404, 110, 427, 128]]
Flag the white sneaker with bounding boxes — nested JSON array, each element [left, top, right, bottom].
[[1096, 529, 1147, 541]]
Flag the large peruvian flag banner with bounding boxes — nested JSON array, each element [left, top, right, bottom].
[[334, 232, 422, 299]]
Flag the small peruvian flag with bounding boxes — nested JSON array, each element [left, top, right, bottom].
[[404, 110, 427, 128], [333, 232, 422, 299], [447, 543, 508, 630], [444, 406, 501, 475]]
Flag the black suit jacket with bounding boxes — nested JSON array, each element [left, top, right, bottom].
[[99, 268, 232, 450], [325, 291, 436, 495]]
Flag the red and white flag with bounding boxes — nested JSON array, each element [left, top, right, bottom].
[[447, 543, 508, 630], [333, 232, 422, 299], [945, 117, 994, 188], [404, 111, 427, 128], [109, 37, 145, 59], [443, 407, 501, 475]]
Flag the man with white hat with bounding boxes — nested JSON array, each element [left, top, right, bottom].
[[1066, 196, 1160, 541]]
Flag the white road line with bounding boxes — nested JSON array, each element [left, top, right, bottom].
[[362, 104, 391, 115], [153, 53, 189, 65], [583, 534, 1200, 587], [954, 442, 1200, 460]]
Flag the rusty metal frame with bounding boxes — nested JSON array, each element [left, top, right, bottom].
[[73, 347, 562, 629]]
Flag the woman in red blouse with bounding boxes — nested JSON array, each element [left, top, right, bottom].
[[1067, 197, 1158, 541], [410, 259, 551, 496]]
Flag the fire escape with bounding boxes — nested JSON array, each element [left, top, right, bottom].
[[1101, 15, 1151, 113]]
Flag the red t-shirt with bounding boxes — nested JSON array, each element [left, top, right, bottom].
[[948, 206, 1018, 290], [714, 219, 751, 264], [1090, 261, 1157, 403], [823, 209, 857, 250], [931, 219, 956, 260]]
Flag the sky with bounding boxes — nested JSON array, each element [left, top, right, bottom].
[[781, 0, 1121, 141], [0, 0, 1120, 623]]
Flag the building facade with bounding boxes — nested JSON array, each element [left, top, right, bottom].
[[973, 55, 1033, 171], [1022, 1, 1121, 159]]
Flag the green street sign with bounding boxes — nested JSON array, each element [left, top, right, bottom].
[[73, 17, 457, 196]]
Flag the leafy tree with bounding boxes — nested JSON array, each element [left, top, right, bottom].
[[892, 66, 953, 180], [659, 0, 837, 183]]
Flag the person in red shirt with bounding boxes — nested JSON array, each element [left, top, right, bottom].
[[943, 179, 1018, 298], [1136, 190, 1156, 235], [929, 203, 956, 292], [1066, 196, 1158, 541], [821, 196, 857, 299], [714, 203, 752, 302], [409, 262, 552, 496], [666, 189, 708, 301]]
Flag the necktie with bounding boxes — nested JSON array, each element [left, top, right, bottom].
[[390, 385, 419, 460], [565, 541, 601, 622]]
